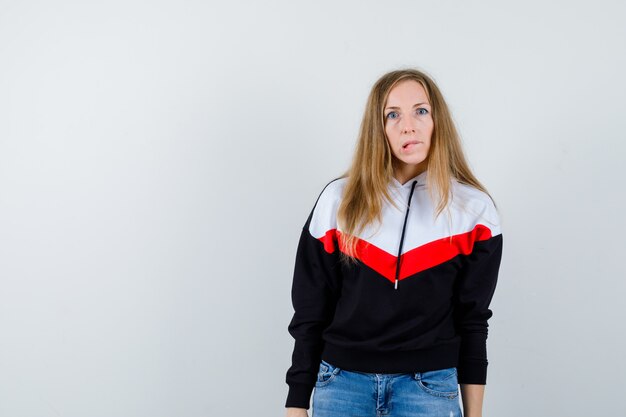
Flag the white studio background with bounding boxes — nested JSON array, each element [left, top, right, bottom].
[[1, 1, 624, 416]]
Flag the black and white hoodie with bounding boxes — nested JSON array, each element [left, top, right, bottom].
[[285, 170, 504, 409]]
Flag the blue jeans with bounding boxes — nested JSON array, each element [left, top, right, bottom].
[[312, 359, 462, 417]]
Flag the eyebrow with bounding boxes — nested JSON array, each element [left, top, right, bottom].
[[385, 103, 430, 110]]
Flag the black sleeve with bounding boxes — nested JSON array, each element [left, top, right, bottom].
[[284, 193, 343, 409], [453, 221, 503, 385]]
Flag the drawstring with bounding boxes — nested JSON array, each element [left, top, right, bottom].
[[394, 180, 418, 290]]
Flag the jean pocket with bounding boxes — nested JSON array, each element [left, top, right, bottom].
[[413, 367, 459, 399], [315, 359, 341, 387]]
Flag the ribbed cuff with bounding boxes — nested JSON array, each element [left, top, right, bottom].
[[457, 360, 488, 384], [285, 383, 314, 409]]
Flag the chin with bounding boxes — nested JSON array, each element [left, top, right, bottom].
[[397, 154, 427, 165]]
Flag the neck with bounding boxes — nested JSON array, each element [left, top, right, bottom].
[[393, 162, 428, 185]]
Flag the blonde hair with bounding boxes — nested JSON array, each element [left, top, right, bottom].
[[336, 67, 495, 265]]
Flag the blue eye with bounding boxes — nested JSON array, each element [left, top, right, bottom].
[[417, 108, 429, 115], [386, 111, 398, 119]]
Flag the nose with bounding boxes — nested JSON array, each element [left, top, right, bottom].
[[401, 121, 416, 134], [401, 117, 417, 134]]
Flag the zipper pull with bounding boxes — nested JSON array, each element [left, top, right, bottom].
[[394, 278, 398, 290]]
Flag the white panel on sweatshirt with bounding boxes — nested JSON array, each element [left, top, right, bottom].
[[307, 175, 501, 256]]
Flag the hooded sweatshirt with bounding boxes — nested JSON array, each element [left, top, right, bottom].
[[284, 170, 503, 409]]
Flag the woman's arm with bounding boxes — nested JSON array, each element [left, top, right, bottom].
[[285, 181, 344, 410], [453, 229, 502, 383], [460, 384, 485, 417], [285, 223, 342, 409], [452, 197, 503, 414]]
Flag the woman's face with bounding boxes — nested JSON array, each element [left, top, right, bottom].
[[383, 79, 433, 173]]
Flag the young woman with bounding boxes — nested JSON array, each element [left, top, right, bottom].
[[284, 68, 504, 417]]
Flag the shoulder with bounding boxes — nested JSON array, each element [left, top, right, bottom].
[[316, 176, 347, 205], [451, 179, 493, 205], [304, 176, 347, 236], [451, 179, 502, 237]]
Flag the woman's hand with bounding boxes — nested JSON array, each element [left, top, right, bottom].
[[285, 407, 309, 417]]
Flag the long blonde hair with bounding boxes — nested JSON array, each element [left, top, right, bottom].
[[336, 68, 495, 265]]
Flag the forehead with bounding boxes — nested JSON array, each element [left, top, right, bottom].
[[385, 79, 429, 105]]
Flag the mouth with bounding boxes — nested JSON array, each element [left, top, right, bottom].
[[402, 140, 422, 149]]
